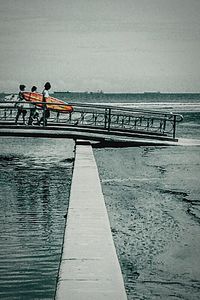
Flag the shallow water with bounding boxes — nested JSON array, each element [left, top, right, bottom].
[[0, 137, 74, 299], [94, 144, 200, 299]]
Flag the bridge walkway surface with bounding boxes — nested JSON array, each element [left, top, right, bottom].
[[55, 140, 127, 300]]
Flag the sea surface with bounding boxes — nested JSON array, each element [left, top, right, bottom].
[[0, 138, 74, 299], [0, 92, 200, 299]]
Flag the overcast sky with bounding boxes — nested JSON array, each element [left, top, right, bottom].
[[0, 0, 200, 93]]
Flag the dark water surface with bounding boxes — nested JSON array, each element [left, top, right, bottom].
[[0, 137, 74, 300]]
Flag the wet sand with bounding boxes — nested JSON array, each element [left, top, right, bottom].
[[94, 145, 200, 299]]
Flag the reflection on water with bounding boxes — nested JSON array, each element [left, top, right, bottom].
[[0, 137, 74, 300]]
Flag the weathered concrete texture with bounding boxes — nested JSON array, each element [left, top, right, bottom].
[[55, 144, 127, 300]]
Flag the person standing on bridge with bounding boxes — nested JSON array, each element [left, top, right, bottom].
[[39, 82, 51, 126], [28, 86, 40, 125], [15, 84, 27, 125]]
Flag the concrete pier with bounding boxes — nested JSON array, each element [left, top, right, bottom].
[[55, 141, 127, 300]]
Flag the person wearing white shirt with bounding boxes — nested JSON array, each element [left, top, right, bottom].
[[39, 82, 51, 126]]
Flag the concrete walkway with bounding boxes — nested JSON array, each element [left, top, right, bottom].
[[55, 141, 127, 300]]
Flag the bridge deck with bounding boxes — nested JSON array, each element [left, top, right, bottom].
[[0, 124, 180, 146]]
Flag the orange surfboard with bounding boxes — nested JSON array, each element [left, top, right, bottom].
[[23, 92, 73, 113]]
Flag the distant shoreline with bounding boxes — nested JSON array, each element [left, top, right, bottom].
[[0, 91, 200, 96], [55, 91, 200, 95]]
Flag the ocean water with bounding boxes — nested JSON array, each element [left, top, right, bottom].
[[0, 137, 74, 299], [0, 92, 200, 299]]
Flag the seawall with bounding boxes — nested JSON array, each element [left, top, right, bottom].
[[55, 141, 127, 300]]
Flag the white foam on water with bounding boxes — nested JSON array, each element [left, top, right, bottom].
[[85, 102, 200, 112]]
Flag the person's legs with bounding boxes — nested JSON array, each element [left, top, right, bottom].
[[22, 110, 27, 124], [33, 111, 40, 125], [39, 115, 43, 125], [45, 110, 50, 126], [15, 108, 22, 124], [28, 108, 34, 125]]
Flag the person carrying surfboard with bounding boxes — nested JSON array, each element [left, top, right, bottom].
[[39, 82, 51, 126], [28, 86, 40, 125], [15, 84, 27, 125]]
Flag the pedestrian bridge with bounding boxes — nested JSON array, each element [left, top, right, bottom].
[[0, 100, 183, 146]]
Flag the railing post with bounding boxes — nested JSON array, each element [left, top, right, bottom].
[[122, 116, 124, 128], [81, 112, 84, 124], [56, 112, 60, 122], [107, 108, 111, 131], [173, 115, 177, 139], [134, 118, 137, 129], [163, 115, 167, 133], [159, 120, 163, 133], [147, 118, 149, 131], [43, 103, 46, 127], [94, 114, 97, 126], [104, 108, 107, 129]]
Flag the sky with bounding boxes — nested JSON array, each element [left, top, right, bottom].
[[0, 0, 200, 93]]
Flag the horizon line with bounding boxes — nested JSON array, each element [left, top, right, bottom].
[[1, 91, 200, 95]]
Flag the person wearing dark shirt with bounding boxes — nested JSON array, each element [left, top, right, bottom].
[[15, 84, 27, 125]]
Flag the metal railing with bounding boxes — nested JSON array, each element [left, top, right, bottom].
[[0, 101, 183, 140]]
